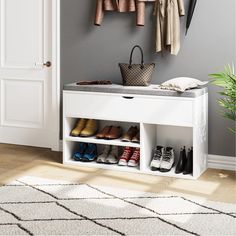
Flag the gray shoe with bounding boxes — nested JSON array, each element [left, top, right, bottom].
[[106, 146, 119, 164], [97, 145, 111, 163]]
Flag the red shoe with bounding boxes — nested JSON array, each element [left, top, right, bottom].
[[118, 147, 134, 166], [128, 148, 140, 167]]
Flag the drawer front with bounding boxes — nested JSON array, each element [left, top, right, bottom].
[[64, 92, 193, 126]]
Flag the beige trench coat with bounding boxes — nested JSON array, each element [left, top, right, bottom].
[[154, 0, 185, 55], [95, 0, 155, 26]]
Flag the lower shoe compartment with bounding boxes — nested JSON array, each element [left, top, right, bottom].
[[141, 124, 194, 177], [64, 141, 141, 171], [64, 120, 202, 179]]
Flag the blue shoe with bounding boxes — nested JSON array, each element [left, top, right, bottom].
[[73, 143, 88, 161], [82, 143, 97, 162]]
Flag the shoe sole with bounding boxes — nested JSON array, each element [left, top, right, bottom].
[[121, 139, 132, 142], [97, 160, 106, 163], [118, 161, 128, 166], [151, 167, 160, 171], [76, 158, 96, 162], [105, 161, 118, 165], [159, 168, 172, 173], [70, 134, 80, 137], [128, 163, 138, 167], [183, 172, 192, 175], [105, 137, 121, 140], [79, 134, 96, 137]]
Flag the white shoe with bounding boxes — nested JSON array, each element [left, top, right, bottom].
[[150, 146, 164, 171], [160, 147, 175, 172]]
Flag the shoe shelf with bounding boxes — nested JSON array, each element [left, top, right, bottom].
[[64, 118, 141, 148], [63, 90, 208, 180], [65, 136, 140, 148], [64, 159, 140, 173], [141, 166, 194, 180]]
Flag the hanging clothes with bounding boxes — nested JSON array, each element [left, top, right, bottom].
[[94, 0, 155, 26], [154, 0, 185, 55]]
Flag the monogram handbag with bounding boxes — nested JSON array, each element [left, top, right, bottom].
[[119, 45, 155, 86]]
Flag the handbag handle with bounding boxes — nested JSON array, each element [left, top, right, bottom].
[[129, 45, 144, 69]]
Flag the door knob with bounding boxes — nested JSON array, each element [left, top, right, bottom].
[[35, 61, 52, 68], [44, 61, 52, 67]]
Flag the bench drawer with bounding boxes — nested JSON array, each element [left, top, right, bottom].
[[64, 92, 193, 126]]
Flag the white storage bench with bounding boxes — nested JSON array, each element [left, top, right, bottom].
[[63, 84, 208, 179]]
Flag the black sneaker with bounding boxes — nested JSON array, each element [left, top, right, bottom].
[[160, 147, 175, 172]]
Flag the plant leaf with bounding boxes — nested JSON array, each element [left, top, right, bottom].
[[209, 64, 236, 133]]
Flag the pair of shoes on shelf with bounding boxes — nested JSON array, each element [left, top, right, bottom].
[[122, 126, 140, 143], [97, 145, 118, 164], [96, 126, 122, 140], [150, 146, 175, 172], [71, 119, 98, 137], [118, 147, 140, 167], [73, 143, 97, 162], [175, 147, 193, 175]]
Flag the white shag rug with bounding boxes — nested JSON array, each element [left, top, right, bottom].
[[0, 176, 235, 236]]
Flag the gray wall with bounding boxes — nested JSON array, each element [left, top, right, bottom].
[[61, 0, 236, 157]]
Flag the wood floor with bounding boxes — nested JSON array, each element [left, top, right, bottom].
[[0, 144, 235, 204]]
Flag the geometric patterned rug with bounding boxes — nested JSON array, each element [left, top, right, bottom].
[[0, 176, 235, 236]]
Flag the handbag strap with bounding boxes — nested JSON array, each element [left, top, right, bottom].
[[129, 45, 144, 69]]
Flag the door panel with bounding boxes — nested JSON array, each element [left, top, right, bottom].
[[0, 0, 54, 148], [0, 0, 44, 68], [1, 79, 44, 128]]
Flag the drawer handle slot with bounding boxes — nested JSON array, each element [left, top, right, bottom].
[[122, 96, 134, 99]]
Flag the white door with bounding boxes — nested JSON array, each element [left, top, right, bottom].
[[0, 0, 59, 149]]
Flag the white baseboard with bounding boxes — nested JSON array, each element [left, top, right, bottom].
[[59, 140, 235, 171], [208, 154, 236, 171]]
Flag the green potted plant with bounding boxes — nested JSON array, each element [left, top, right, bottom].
[[210, 65, 236, 133]]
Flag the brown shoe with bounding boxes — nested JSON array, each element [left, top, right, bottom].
[[131, 131, 140, 143], [105, 126, 122, 140], [122, 126, 138, 142], [96, 126, 112, 139]]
